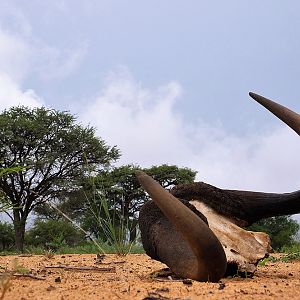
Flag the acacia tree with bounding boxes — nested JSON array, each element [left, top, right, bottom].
[[0, 106, 119, 251]]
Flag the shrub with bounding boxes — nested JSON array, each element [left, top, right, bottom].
[[0, 222, 15, 250], [248, 216, 299, 250], [25, 220, 86, 251]]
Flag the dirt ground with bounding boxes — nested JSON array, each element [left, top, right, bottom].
[[1, 253, 300, 300]]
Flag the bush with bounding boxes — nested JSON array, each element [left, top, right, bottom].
[[0, 222, 15, 250], [25, 220, 86, 251], [248, 216, 300, 251]]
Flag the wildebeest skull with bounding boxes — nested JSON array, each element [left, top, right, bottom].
[[137, 92, 300, 282]]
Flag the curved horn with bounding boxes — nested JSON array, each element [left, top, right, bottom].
[[249, 92, 300, 135], [136, 171, 227, 282]]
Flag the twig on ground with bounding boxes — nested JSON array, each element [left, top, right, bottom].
[[45, 265, 116, 272], [12, 273, 46, 280], [96, 260, 126, 265], [0, 272, 45, 280]]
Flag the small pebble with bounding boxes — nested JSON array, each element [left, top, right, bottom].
[[182, 279, 193, 285], [218, 282, 226, 290]]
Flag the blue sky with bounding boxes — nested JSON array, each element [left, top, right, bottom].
[[0, 1, 300, 206]]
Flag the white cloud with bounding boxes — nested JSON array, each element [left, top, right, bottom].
[[81, 68, 186, 164], [0, 28, 44, 110], [81, 69, 300, 196], [0, 28, 31, 82], [35, 42, 88, 81], [0, 5, 88, 85], [0, 12, 87, 110], [0, 72, 43, 110]]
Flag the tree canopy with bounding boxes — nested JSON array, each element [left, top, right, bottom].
[[0, 106, 119, 251]]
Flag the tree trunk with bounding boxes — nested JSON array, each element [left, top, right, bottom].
[[13, 209, 26, 252], [129, 225, 137, 242]]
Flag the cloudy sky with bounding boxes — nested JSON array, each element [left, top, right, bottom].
[[0, 1, 300, 209]]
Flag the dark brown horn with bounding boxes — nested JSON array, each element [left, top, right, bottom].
[[171, 181, 300, 227], [136, 171, 227, 282], [249, 92, 300, 135]]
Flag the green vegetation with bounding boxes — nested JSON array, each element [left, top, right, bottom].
[[0, 104, 299, 256], [25, 219, 86, 251], [278, 243, 300, 262], [0, 106, 119, 252], [259, 246, 300, 265], [33, 164, 196, 255], [0, 166, 26, 212], [0, 222, 14, 251], [81, 164, 196, 244], [281, 243, 300, 253], [23, 242, 144, 255], [248, 216, 299, 250]]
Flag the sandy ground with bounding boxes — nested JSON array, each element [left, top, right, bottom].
[[0, 253, 300, 300]]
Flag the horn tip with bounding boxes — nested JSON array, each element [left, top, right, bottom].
[[249, 91, 259, 100]]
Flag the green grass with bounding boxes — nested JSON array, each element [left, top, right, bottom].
[[280, 242, 300, 253], [278, 243, 300, 262], [258, 255, 278, 266], [0, 242, 145, 256], [81, 169, 140, 256], [258, 243, 300, 265]]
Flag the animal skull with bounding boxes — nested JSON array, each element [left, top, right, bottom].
[[137, 92, 300, 282]]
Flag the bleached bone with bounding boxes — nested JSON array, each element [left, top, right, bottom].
[[190, 201, 271, 275], [137, 92, 300, 282]]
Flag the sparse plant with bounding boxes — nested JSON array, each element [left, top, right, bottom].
[[44, 250, 55, 259], [258, 255, 278, 266], [93, 195, 138, 255], [280, 243, 300, 253], [280, 252, 300, 262], [47, 203, 107, 254], [11, 259, 29, 274], [275, 243, 300, 262], [82, 173, 139, 256]]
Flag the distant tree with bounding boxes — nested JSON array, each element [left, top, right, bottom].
[[25, 219, 85, 250], [248, 216, 300, 250], [0, 106, 119, 252]]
